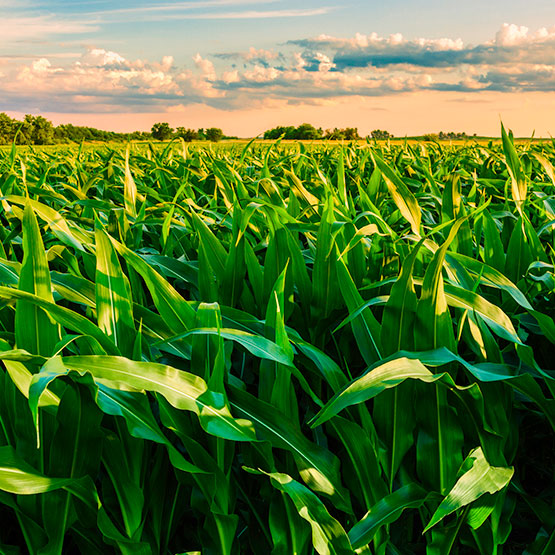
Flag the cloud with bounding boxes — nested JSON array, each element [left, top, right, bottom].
[[87, 0, 279, 16], [2, 23, 555, 115], [141, 8, 334, 20], [0, 16, 99, 44], [0, 47, 230, 113], [83, 1, 333, 22], [289, 23, 555, 71]]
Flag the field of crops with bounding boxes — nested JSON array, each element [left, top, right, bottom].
[[0, 131, 554, 554]]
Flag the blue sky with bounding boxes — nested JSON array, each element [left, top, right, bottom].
[[2, 0, 555, 135]]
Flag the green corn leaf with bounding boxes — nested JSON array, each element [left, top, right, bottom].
[[109, 235, 197, 333], [191, 303, 225, 390], [373, 153, 421, 235], [336, 254, 382, 364], [155, 327, 294, 366], [124, 145, 137, 217], [95, 384, 205, 474], [15, 204, 61, 357], [5, 195, 84, 252], [381, 238, 423, 355], [247, 468, 353, 555], [0, 287, 119, 355], [29, 355, 257, 443], [424, 447, 514, 532], [95, 221, 135, 356], [0, 445, 89, 497], [501, 123, 527, 213], [348, 483, 429, 548], [415, 219, 465, 351], [229, 385, 351, 512]]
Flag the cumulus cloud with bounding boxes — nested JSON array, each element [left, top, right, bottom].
[[214, 47, 282, 67], [289, 24, 555, 71], [0, 47, 209, 113], [2, 23, 555, 113]]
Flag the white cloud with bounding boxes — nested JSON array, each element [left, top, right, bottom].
[[292, 31, 464, 52], [3, 23, 555, 114], [82, 48, 126, 67], [495, 23, 530, 46], [193, 53, 216, 79]]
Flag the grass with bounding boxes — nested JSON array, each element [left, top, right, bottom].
[[0, 129, 553, 554]]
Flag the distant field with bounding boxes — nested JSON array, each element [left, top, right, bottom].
[[0, 135, 554, 554], [0, 135, 551, 151]]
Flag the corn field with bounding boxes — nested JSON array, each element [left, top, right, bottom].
[[0, 129, 554, 554]]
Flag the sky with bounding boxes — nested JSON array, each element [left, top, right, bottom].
[[1, 0, 555, 136]]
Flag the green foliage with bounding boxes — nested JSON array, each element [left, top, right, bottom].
[[175, 127, 199, 142], [264, 123, 323, 140], [439, 131, 471, 140], [370, 129, 393, 140], [0, 114, 55, 145], [205, 127, 224, 142], [324, 127, 362, 140], [151, 122, 174, 141], [0, 112, 153, 144], [0, 129, 553, 553]]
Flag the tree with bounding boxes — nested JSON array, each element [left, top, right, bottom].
[[0, 113, 16, 145], [263, 124, 323, 140], [25, 115, 55, 145], [371, 129, 392, 140], [176, 127, 198, 142], [343, 127, 361, 140], [439, 131, 468, 140], [151, 122, 173, 141], [323, 127, 361, 140], [205, 127, 223, 142], [295, 123, 322, 140], [324, 128, 344, 140], [263, 126, 295, 139]]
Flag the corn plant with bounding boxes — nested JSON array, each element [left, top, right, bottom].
[[0, 130, 553, 554]]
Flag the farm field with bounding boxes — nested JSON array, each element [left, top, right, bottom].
[[0, 136, 548, 154], [0, 131, 554, 554]]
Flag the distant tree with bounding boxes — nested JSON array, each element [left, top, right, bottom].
[[0, 113, 16, 145], [176, 127, 198, 142], [25, 115, 55, 145], [422, 133, 439, 141], [15, 115, 35, 145], [371, 129, 392, 140], [129, 130, 150, 141], [343, 127, 361, 140], [295, 123, 322, 140], [324, 127, 361, 140], [264, 126, 293, 139], [54, 122, 142, 143], [1, 113, 154, 144], [263, 124, 323, 140], [151, 122, 173, 141], [205, 127, 224, 142], [324, 128, 345, 140], [439, 131, 468, 140]]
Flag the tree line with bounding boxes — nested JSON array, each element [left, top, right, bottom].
[[0, 114, 229, 145], [262, 123, 393, 140], [0, 113, 153, 145], [0, 112, 478, 145], [151, 123, 226, 142]]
